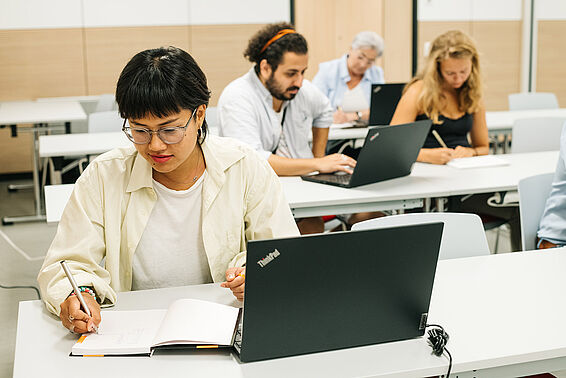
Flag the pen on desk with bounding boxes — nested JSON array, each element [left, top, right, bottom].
[[60, 260, 98, 334], [432, 130, 448, 148]]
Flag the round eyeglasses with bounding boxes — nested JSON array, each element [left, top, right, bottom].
[[122, 108, 197, 145]]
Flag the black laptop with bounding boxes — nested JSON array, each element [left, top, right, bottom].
[[301, 119, 432, 187], [234, 223, 443, 362], [368, 83, 406, 126]]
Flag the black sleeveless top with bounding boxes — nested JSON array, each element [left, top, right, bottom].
[[416, 113, 473, 148]]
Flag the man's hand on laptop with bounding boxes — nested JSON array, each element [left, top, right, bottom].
[[221, 267, 246, 301], [316, 154, 356, 174]]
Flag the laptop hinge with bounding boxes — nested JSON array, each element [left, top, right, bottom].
[[419, 313, 428, 330]]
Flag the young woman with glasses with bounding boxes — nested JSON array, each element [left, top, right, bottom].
[[38, 46, 299, 334]]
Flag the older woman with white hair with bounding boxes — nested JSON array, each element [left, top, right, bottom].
[[313, 31, 385, 124]]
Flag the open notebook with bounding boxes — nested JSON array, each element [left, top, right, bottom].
[[71, 298, 241, 356], [447, 155, 509, 169]]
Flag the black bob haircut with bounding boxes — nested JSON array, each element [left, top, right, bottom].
[[244, 22, 308, 75], [116, 46, 211, 143]]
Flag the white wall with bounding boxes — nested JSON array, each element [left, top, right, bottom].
[[0, 0, 290, 30], [536, 0, 566, 20], [418, 0, 522, 21]]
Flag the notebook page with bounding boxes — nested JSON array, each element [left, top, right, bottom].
[[71, 309, 166, 355], [152, 298, 240, 347], [447, 155, 509, 169]]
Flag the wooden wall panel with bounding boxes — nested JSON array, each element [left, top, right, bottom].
[[84, 26, 191, 96], [418, 21, 521, 111], [295, 0, 412, 82], [383, 0, 412, 82], [471, 21, 522, 111], [0, 29, 86, 101], [294, 0, 337, 81], [537, 20, 566, 107], [190, 24, 264, 106], [0, 126, 33, 173]]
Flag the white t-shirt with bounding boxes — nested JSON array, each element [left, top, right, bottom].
[[340, 84, 369, 112], [131, 171, 212, 290]]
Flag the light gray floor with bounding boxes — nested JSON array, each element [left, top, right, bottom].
[[0, 177, 564, 377], [0, 178, 58, 378]]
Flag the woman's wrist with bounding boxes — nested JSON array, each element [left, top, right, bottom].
[[69, 286, 98, 302]]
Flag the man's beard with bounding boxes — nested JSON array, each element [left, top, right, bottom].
[[265, 73, 300, 101]]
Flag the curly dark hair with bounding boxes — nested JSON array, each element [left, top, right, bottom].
[[244, 22, 308, 74]]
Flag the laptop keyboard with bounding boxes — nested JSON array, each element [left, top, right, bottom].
[[318, 173, 352, 185], [233, 321, 243, 353]]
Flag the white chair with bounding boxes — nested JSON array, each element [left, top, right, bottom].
[[88, 110, 123, 133], [351, 212, 490, 259], [94, 93, 118, 113], [508, 92, 559, 111], [206, 106, 219, 135], [511, 118, 566, 153], [518, 173, 554, 251]]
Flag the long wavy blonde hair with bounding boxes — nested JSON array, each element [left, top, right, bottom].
[[408, 30, 483, 124]]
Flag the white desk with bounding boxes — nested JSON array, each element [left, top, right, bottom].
[[13, 248, 566, 377], [44, 151, 559, 222], [486, 108, 566, 132], [39, 126, 369, 160], [0, 101, 86, 224], [40, 132, 130, 158]]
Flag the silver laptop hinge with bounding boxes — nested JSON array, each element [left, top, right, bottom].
[[419, 313, 428, 330]]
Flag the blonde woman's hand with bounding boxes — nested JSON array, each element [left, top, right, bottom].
[[420, 148, 454, 165], [452, 146, 475, 159]]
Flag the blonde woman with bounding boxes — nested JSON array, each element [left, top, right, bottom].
[[391, 30, 489, 165], [391, 30, 521, 251]]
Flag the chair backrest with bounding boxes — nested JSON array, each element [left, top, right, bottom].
[[88, 110, 124, 133], [94, 93, 118, 113], [351, 212, 490, 259], [206, 106, 219, 135], [518, 173, 555, 251], [508, 92, 559, 111], [511, 118, 566, 153]]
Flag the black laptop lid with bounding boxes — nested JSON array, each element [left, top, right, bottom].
[[348, 119, 432, 187], [369, 83, 405, 125], [239, 223, 443, 362]]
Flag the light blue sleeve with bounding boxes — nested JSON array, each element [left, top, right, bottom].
[[537, 122, 566, 244], [312, 63, 331, 98]]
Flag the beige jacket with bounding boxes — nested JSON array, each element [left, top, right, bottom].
[[38, 135, 299, 315]]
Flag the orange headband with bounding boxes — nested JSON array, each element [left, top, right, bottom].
[[259, 29, 296, 54]]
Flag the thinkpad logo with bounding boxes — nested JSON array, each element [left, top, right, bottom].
[[257, 249, 280, 267]]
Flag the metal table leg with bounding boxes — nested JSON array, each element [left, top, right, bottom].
[[2, 126, 46, 225]]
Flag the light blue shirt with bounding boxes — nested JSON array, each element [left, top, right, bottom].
[[217, 67, 332, 160], [537, 123, 566, 245], [312, 54, 385, 109]]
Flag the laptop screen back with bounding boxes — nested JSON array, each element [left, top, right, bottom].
[[239, 223, 443, 362], [368, 83, 405, 126]]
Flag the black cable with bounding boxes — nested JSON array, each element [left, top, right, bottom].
[[0, 283, 41, 300], [426, 323, 452, 377]]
